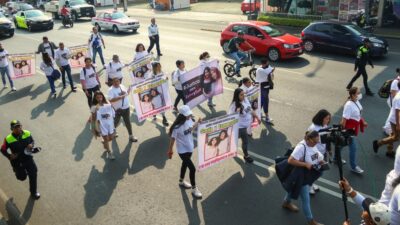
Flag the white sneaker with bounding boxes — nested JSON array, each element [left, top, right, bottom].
[[309, 188, 316, 195], [313, 184, 320, 192], [191, 187, 202, 199], [351, 166, 364, 174], [266, 117, 274, 123], [179, 180, 192, 189], [11, 87, 16, 91]]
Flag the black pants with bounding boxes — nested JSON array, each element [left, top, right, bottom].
[[347, 66, 371, 92], [178, 152, 196, 187], [238, 128, 249, 156], [86, 85, 100, 108], [148, 35, 161, 55], [174, 89, 185, 108], [114, 108, 132, 136], [11, 157, 38, 195]]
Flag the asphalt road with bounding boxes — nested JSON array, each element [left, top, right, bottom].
[[0, 11, 400, 225]]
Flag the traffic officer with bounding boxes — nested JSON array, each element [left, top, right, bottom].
[[147, 18, 162, 57], [346, 38, 374, 96], [1, 120, 40, 200]]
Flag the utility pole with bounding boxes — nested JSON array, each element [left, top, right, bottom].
[[123, 0, 127, 12]]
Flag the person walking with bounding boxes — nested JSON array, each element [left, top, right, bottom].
[[0, 43, 16, 91], [80, 57, 101, 108], [346, 38, 374, 96], [172, 60, 186, 112], [105, 54, 124, 87], [40, 52, 57, 98], [199, 52, 215, 107], [383, 68, 400, 135], [88, 26, 105, 67], [341, 87, 366, 174], [167, 105, 202, 199], [36, 36, 57, 59], [147, 18, 162, 57], [238, 77, 254, 93], [133, 43, 150, 61], [227, 30, 255, 77], [1, 120, 41, 200], [108, 78, 138, 142], [54, 42, 76, 92], [255, 58, 274, 124], [228, 88, 261, 163], [151, 62, 169, 126]]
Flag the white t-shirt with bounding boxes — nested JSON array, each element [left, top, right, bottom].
[[148, 24, 159, 37], [171, 119, 194, 154], [343, 100, 363, 122], [80, 66, 99, 89], [391, 79, 400, 92], [240, 84, 254, 94], [390, 185, 400, 225], [96, 104, 115, 125], [108, 85, 130, 110], [106, 61, 124, 80], [133, 51, 149, 61], [89, 33, 103, 48], [0, 50, 9, 67], [172, 69, 185, 90], [255, 66, 274, 83], [291, 140, 323, 165], [40, 61, 55, 76], [388, 93, 400, 124], [54, 48, 70, 67], [229, 98, 252, 128], [308, 123, 328, 154], [379, 170, 398, 206], [43, 43, 53, 58]]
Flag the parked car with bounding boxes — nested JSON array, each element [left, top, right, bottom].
[[241, 0, 260, 14], [91, 11, 140, 34], [0, 12, 14, 37], [220, 21, 304, 61], [301, 21, 389, 57], [45, 0, 95, 21], [13, 9, 53, 31]]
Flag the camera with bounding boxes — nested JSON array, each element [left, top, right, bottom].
[[319, 124, 355, 147]]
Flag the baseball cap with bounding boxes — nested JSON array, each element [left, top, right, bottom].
[[10, 120, 21, 129], [179, 105, 192, 117], [362, 198, 391, 225]]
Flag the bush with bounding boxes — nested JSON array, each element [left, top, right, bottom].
[[258, 15, 312, 27]]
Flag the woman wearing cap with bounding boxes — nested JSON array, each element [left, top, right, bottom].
[[167, 105, 202, 199], [229, 88, 261, 163]]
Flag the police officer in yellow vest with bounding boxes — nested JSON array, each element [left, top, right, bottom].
[[346, 38, 374, 96], [1, 120, 40, 200]]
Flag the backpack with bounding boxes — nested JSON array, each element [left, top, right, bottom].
[[379, 79, 395, 99], [90, 34, 101, 48], [83, 66, 96, 77]]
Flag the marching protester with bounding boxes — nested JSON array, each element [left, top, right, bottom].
[[54, 42, 76, 92], [228, 88, 261, 163], [36, 36, 57, 59], [80, 57, 101, 110], [379, 148, 400, 206], [40, 52, 58, 98], [341, 87, 366, 174], [105, 54, 124, 87], [151, 62, 169, 126], [92, 91, 116, 160], [227, 30, 255, 77], [238, 77, 254, 93], [133, 43, 150, 61], [255, 58, 274, 124], [373, 81, 400, 158], [107, 78, 138, 143], [147, 18, 162, 57], [1, 120, 41, 200], [346, 38, 374, 96], [281, 130, 325, 225], [382, 68, 400, 135], [167, 105, 202, 199], [88, 26, 106, 67], [0, 43, 16, 91], [172, 60, 186, 112], [199, 52, 215, 107]]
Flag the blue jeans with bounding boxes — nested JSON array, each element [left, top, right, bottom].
[[260, 88, 270, 115], [349, 137, 357, 169], [61, 64, 75, 88], [0, 66, 14, 87], [229, 51, 247, 73], [284, 185, 313, 221], [92, 46, 105, 65], [46, 76, 56, 93]]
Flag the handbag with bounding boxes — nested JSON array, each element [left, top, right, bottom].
[[50, 64, 61, 80], [268, 72, 274, 90], [275, 144, 306, 183]]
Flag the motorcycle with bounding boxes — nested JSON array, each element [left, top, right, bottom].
[[350, 10, 375, 33], [62, 14, 73, 28]]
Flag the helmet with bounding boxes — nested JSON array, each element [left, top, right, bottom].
[[237, 30, 244, 35]]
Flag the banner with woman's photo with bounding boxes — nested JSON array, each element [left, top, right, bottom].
[[197, 113, 239, 171], [69, 45, 89, 68], [246, 86, 261, 128], [131, 74, 172, 122], [129, 54, 154, 84], [181, 59, 223, 108], [8, 53, 36, 79]]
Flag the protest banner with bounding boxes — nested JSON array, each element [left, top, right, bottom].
[[246, 86, 261, 128], [131, 74, 172, 122], [197, 113, 239, 171], [8, 53, 35, 79], [69, 45, 89, 68], [129, 54, 154, 84], [181, 59, 223, 108]]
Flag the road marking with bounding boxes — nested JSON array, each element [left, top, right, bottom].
[[390, 51, 400, 55]]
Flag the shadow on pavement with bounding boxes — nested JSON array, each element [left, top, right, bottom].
[[72, 123, 93, 161], [30, 89, 72, 119], [4, 197, 35, 225], [180, 188, 200, 225]]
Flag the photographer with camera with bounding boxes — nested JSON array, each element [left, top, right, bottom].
[[281, 130, 326, 225], [341, 87, 366, 174]]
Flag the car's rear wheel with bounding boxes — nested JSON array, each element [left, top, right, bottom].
[[132, 29, 137, 33], [267, 47, 280, 62], [112, 25, 119, 34], [9, 32, 14, 37], [222, 42, 230, 54], [303, 40, 314, 52], [223, 63, 236, 77], [27, 24, 32, 32], [95, 23, 101, 32]]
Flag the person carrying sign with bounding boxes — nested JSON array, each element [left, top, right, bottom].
[[0, 43, 16, 91]]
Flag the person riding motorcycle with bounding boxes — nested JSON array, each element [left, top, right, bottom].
[[60, 4, 70, 23]]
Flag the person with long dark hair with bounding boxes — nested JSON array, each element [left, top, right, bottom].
[[172, 60, 186, 112], [167, 105, 202, 199], [40, 52, 57, 97], [151, 62, 168, 126], [228, 88, 261, 163], [238, 77, 254, 93]]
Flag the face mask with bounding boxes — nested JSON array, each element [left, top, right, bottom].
[[357, 93, 363, 100]]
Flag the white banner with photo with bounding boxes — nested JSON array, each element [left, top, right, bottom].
[[131, 74, 172, 122], [246, 86, 261, 128], [197, 113, 239, 171], [129, 54, 154, 84], [8, 53, 36, 79], [69, 45, 89, 68]]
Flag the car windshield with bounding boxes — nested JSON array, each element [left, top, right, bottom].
[[0, 13, 5, 18], [344, 24, 366, 36], [70, 0, 86, 6], [25, 10, 43, 18], [112, 12, 127, 19], [259, 25, 283, 37], [20, 4, 33, 10]]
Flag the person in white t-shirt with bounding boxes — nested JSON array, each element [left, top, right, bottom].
[[36, 36, 57, 59], [383, 68, 400, 135], [238, 77, 254, 94], [199, 52, 215, 107], [228, 88, 261, 163], [255, 58, 274, 124], [172, 60, 186, 112], [80, 57, 101, 109], [390, 179, 400, 224], [105, 54, 125, 87], [379, 148, 400, 206], [88, 26, 105, 66], [0, 43, 15, 91], [40, 52, 57, 97], [54, 42, 76, 92], [133, 43, 150, 61], [167, 105, 202, 199]]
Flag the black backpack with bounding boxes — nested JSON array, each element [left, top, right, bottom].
[[379, 79, 395, 99], [83, 66, 96, 77]]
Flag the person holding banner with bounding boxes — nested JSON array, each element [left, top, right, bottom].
[[151, 62, 169, 126], [238, 77, 254, 93], [0, 43, 16, 91], [36, 36, 57, 59], [40, 53, 57, 97], [172, 60, 186, 112], [88, 27, 106, 67], [228, 88, 261, 163], [199, 52, 215, 107], [80, 57, 101, 109], [55, 42, 77, 92], [167, 105, 202, 199], [133, 43, 149, 61], [255, 58, 274, 124], [105, 55, 124, 87]]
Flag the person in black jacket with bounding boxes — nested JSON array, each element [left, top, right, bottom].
[[1, 120, 40, 200], [36, 36, 57, 59], [346, 38, 374, 96]]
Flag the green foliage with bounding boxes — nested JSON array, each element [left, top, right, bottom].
[[258, 15, 312, 27]]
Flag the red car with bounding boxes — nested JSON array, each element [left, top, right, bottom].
[[220, 21, 304, 61], [241, 0, 260, 14]]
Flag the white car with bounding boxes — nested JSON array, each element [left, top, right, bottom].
[[91, 11, 139, 34]]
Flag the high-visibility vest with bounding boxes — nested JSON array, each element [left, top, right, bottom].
[[5, 130, 31, 144]]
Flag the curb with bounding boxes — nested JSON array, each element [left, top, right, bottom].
[[0, 189, 30, 225]]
